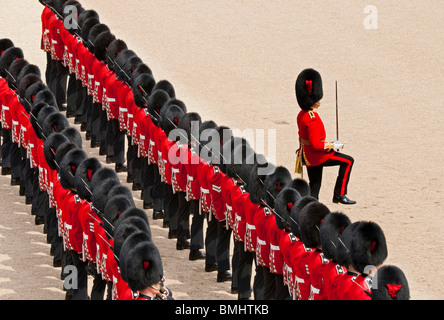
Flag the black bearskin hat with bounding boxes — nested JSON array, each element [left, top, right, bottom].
[[336, 221, 363, 268], [37, 105, 58, 139], [87, 23, 110, 53], [107, 184, 134, 206], [91, 179, 120, 214], [289, 195, 318, 239], [177, 112, 202, 149], [319, 211, 351, 261], [274, 187, 302, 230], [114, 49, 137, 81], [62, 0, 84, 34], [42, 112, 70, 139], [23, 81, 47, 113], [298, 201, 330, 248], [43, 132, 70, 171], [152, 80, 175, 99], [30, 102, 49, 139], [102, 194, 135, 239], [161, 104, 185, 137], [16, 64, 41, 91], [248, 161, 276, 205], [131, 63, 153, 84], [93, 31, 116, 62], [295, 68, 323, 111], [17, 74, 42, 101], [121, 55, 143, 86], [80, 17, 100, 44], [33, 88, 58, 109], [349, 221, 388, 273], [285, 178, 310, 197], [132, 73, 156, 108], [77, 9, 99, 30], [106, 39, 127, 71], [6, 58, 28, 89], [113, 216, 151, 263], [147, 89, 170, 127], [119, 232, 163, 291], [371, 265, 410, 300], [60, 127, 82, 148], [0, 47, 24, 78], [0, 39, 14, 55], [74, 157, 102, 201], [90, 167, 119, 193], [263, 166, 292, 208], [59, 148, 87, 191]]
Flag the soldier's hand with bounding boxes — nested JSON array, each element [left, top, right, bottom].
[[333, 141, 344, 151]]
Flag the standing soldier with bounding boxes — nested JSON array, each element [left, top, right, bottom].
[[295, 68, 355, 204]]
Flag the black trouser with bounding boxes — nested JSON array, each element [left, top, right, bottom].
[[163, 186, 178, 233], [10, 141, 21, 180], [19, 146, 33, 198], [75, 79, 84, 118], [152, 167, 165, 212], [105, 119, 125, 165], [177, 194, 205, 250], [236, 240, 254, 299], [141, 161, 153, 204], [127, 140, 139, 181], [205, 213, 218, 266], [68, 251, 89, 300], [66, 73, 77, 116], [216, 219, 232, 273], [306, 152, 354, 200], [1, 128, 11, 170], [253, 264, 265, 300], [55, 60, 69, 109], [263, 267, 276, 300]]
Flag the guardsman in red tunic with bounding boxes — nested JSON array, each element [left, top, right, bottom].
[[337, 221, 388, 300], [59, 147, 89, 300], [259, 166, 291, 300], [318, 211, 351, 300], [271, 186, 302, 300], [295, 68, 355, 204], [298, 201, 331, 300]]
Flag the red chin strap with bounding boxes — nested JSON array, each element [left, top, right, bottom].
[[143, 261, 150, 272], [370, 241, 376, 253], [276, 182, 281, 192], [70, 165, 77, 175]]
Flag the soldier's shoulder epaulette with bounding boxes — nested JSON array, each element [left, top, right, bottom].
[[308, 110, 316, 119]]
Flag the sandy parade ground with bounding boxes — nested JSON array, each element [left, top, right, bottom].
[[0, 0, 443, 301]]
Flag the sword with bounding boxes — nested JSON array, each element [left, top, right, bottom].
[[336, 80, 339, 141]]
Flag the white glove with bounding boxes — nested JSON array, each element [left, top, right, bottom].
[[333, 141, 344, 151]]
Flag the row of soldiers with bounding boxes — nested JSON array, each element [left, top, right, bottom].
[[38, 0, 410, 300], [1, 0, 410, 300]]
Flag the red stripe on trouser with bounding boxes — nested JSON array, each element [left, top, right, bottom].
[[330, 155, 352, 195]]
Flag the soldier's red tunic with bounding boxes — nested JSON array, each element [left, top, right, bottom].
[[297, 108, 334, 167]]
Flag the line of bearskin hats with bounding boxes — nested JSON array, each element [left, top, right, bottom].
[[23, 81, 47, 112], [371, 265, 410, 300], [102, 193, 135, 239], [295, 68, 323, 111], [37, 105, 59, 138], [131, 63, 154, 85], [152, 79, 175, 99], [80, 16, 100, 46], [42, 112, 70, 139], [121, 55, 144, 87], [160, 104, 186, 137], [114, 49, 137, 83], [44, 132, 70, 171]]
